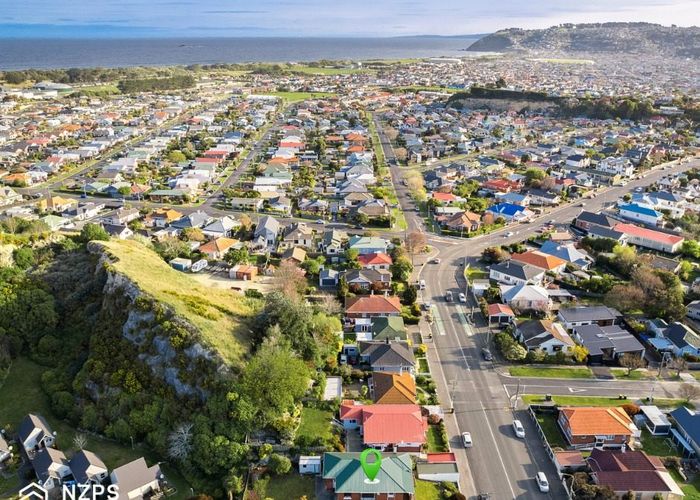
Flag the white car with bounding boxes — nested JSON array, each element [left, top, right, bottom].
[[315, 219, 326, 224], [505, 231, 514, 237], [512, 419, 525, 438], [461, 432, 472, 448], [535, 472, 549, 493], [458, 292, 467, 303]]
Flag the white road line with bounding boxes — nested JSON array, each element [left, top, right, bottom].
[[480, 401, 516, 498]]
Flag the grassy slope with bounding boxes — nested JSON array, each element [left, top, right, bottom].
[[297, 407, 333, 442], [509, 366, 594, 379], [98, 239, 255, 366], [523, 394, 692, 409]]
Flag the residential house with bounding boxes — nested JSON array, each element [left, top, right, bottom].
[[202, 216, 240, 238], [558, 407, 639, 449], [527, 189, 561, 206], [279, 222, 315, 250], [18, 414, 55, 455], [487, 303, 515, 325], [345, 268, 392, 291], [0, 186, 22, 206], [539, 241, 593, 270], [64, 202, 104, 221], [171, 210, 210, 230], [322, 452, 415, 500], [70, 449, 109, 486], [230, 197, 263, 212], [687, 301, 700, 321], [514, 319, 575, 355], [669, 407, 700, 458], [229, 264, 258, 281], [588, 448, 684, 499], [109, 457, 163, 500], [613, 223, 684, 254], [618, 203, 664, 226], [499, 284, 552, 313], [281, 247, 307, 265], [663, 322, 700, 358], [489, 260, 545, 286], [103, 224, 133, 240], [348, 236, 390, 255], [151, 208, 183, 228], [253, 215, 280, 249], [485, 203, 533, 222], [105, 207, 140, 226], [370, 316, 408, 342], [345, 295, 402, 321], [0, 434, 11, 463], [199, 237, 238, 260], [358, 252, 393, 271], [31, 448, 71, 490], [572, 324, 645, 363], [339, 402, 426, 452], [319, 229, 345, 256], [573, 211, 618, 233], [359, 340, 415, 375], [511, 250, 567, 274], [440, 210, 482, 233], [558, 306, 622, 331], [370, 372, 417, 404]]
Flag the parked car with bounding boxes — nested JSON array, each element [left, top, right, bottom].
[[512, 420, 525, 438], [505, 231, 514, 237], [461, 432, 472, 448], [422, 302, 432, 311], [445, 291, 453, 302], [458, 292, 467, 303], [315, 219, 326, 224], [432, 258, 441, 264], [535, 472, 549, 493], [482, 349, 493, 361]]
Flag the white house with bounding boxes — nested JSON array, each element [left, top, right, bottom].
[[110, 458, 163, 500]]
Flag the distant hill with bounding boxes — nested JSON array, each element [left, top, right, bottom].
[[467, 22, 700, 58]]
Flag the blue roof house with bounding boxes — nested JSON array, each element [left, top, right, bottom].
[[669, 407, 700, 458], [486, 203, 532, 222], [618, 203, 663, 226]]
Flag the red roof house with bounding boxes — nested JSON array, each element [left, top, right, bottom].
[[339, 401, 427, 452], [357, 252, 393, 270]]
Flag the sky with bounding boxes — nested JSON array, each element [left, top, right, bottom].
[[0, 0, 699, 37]]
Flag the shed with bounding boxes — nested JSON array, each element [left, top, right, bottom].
[[639, 406, 671, 436], [323, 376, 342, 401], [229, 264, 258, 281], [170, 258, 192, 272], [299, 455, 321, 474], [416, 462, 459, 484]]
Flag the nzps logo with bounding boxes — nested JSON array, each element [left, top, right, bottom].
[[19, 483, 49, 500]]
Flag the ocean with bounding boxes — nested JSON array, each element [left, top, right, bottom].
[[0, 36, 479, 70]]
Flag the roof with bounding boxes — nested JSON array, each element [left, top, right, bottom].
[[359, 341, 415, 367], [70, 449, 107, 484], [111, 457, 161, 499], [358, 252, 393, 266], [619, 203, 662, 218], [517, 319, 574, 347], [664, 322, 700, 350], [669, 407, 700, 445], [574, 324, 644, 356], [371, 316, 407, 341], [18, 414, 53, 444], [486, 202, 526, 217], [589, 449, 680, 494], [372, 372, 416, 404], [345, 295, 402, 315], [491, 260, 543, 281], [576, 211, 616, 228], [322, 452, 414, 494], [426, 452, 457, 463], [31, 448, 68, 483], [348, 236, 389, 250], [559, 305, 621, 323], [340, 403, 427, 445], [613, 223, 684, 246], [539, 241, 591, 267], [487, 303, 514, 317], [560, 407, 635, 436], [512, 250, 567, 270]]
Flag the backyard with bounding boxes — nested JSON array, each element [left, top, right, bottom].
[[426, 424, 449, 453], [296, 406, 333, 445], [263, 474, 316, 500], [534, 412, 567, 449], [670, 468, 700, 499], [640, 429, 681, 458]]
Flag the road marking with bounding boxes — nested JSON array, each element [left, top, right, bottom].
[[430, 306, 447, 336], [568, 387, 587, 393], [480, 401, 517, 498]]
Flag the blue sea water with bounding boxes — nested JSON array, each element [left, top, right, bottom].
[[0, 36, 478, 70]]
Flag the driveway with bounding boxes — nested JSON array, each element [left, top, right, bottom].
[[345, 429, 363, 452], [591, 365, 614, 380]]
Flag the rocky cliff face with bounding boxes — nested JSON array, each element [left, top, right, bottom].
[[468, 22, 700, 58], [89, 245, 226, 401]]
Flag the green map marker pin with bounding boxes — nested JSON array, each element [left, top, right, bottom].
[[360, 448, 382, 482]]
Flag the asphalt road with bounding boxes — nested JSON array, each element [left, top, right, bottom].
[[373, 114, 699, 499]]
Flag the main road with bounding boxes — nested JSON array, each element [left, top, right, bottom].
[[374, 113, 699, 498]]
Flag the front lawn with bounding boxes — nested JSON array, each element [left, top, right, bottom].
[[640, 429, 681, 458], [610, 368, 655, 380], [426, 425, 449, 453], [418, 358, 430, 374], [296, 407, 333, 444], [509, 366, 594, 379], [264, 474, 316, 500], [535, 413, 567, 449], [522, 394, 693, 409]]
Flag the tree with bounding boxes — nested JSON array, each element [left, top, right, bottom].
[[571, 345, 589, 364], [274, 260, 307, 298], [79, 223, 109, 243], [222, 471, 244, 500], [167, 150, 187, 163], [403, 285, 417, 305], [301, 256, 325, 276], [605, 284, 646, 313], [482, 246, 509, 264], [390, 257, 413, 282], [243, 344, 310, 425], [168, 422, 194, 462], [12, 247, 35, 270], [679, 383, 700, 403], [181, 227, 205, 242], [612, 245, 638, 276], [224, 247, 250, 266], [268, 453, 292, 475], [404, 231, 427, 264], [73, 433, 88, 450], [668, 357, 688, 377], [618, 353, 645, 376], [504, 343, 527, 362]]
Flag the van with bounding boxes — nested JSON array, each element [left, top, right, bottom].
[[419, 279, 426, 290], [535, 472, 549, 492], [512, 419, 525, 438]]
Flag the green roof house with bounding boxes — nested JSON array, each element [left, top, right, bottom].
[[371, 316, 408, 342], [322, 452, 415, 499]]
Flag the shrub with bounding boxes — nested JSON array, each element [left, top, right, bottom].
[[621, 403, 641, 417]]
